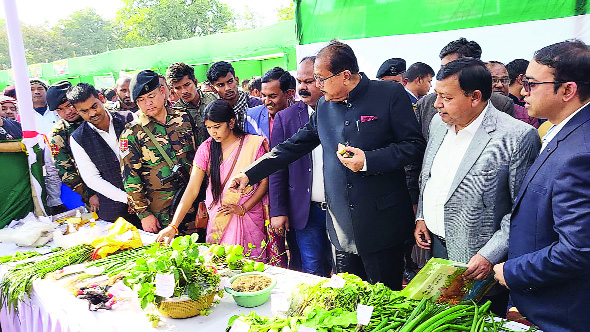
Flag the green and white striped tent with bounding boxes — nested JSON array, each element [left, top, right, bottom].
[[295, 0, 589, 77]]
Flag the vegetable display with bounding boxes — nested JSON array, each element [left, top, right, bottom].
[[228, 273, 537, 332], [0, 244, 94, 313], [123, 234, 221, 310]]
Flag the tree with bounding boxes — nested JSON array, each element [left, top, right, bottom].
[[277, 3, 295, 22], [56, 8, 119, 56], [228, 5, 264, 32], [116, 0, 235, 47], [21, 24, 73, 64]]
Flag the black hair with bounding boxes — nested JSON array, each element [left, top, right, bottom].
[[404, 62, 435, 82], [66, 83, 100, 105], [439, 38, 482, 60], [30, 79, 48, 90], [299, 56, 316, 64], [317, 39, 359, 75], [203, 99, 246, 204], [166, 62, 195, 85], [249, 78, 262, 93], [534, 39, 590, 100], [261, 67, 296, 92], [3, 85, 16, 99], [207, 61, 236, 83], [436, 58, 492, 101], [103, 88, 116, 100], [241, 79, 250, 90], [505, 59, 529, 85]]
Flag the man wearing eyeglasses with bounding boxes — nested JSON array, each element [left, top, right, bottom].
[[414, 58, 540, 316], [229, 40, 426, 290], [493, 40, 590, 332], [486, 61, 539, 128]]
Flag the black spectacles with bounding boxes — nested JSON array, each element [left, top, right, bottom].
[[313, 71, 343, 86], [492, 78, 510, 85], [522, 78, 567, 93]]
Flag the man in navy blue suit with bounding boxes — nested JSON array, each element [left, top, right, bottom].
[[493, 40, 590, 332]]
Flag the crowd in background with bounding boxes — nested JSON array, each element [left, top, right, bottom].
[[1, 37, 589, 332]]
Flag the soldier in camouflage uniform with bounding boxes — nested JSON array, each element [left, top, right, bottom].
[[166, 62, 218, 148], [48, 80, 98, 209], [120, 70, 196, 233]]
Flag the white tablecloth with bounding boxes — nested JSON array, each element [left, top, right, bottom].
[[0, 221, 325, 332], [0, 220, 533, 332]]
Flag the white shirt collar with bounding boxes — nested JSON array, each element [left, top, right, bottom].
[[446, 102, 489, 135], [307, 104, 315, 117], [87, 111, 113, 134]]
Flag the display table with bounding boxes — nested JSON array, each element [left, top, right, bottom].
[[0, 221, 533, 332], [0, 222, 324, 332]]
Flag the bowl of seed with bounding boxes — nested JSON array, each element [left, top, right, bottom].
[[224, 272, 276, 307]]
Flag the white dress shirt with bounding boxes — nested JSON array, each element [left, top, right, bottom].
[[422, 104, 489, 238], [70, 112, 127, 203], [540, 101, 590, 153], [34, 106, 60, 137], [307, 105, 326, 202]]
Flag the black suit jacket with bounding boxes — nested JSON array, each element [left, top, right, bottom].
[[244, 74, 426, 254]]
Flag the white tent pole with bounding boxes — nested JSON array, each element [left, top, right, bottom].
[[3, 0, 46, 216]]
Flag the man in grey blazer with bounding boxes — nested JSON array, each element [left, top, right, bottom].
[[414, 58, 540, 316]]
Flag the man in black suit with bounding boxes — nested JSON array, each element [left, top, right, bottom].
[[229, 40, 426, 290], [416, 38, 515, 140]]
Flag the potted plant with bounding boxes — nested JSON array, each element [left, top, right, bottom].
[[123, 234, 221, 318]]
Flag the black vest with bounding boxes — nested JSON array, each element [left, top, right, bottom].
[[72, 111, 134, 221]]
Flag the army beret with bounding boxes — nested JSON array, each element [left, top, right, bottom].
[[376, 58, 406, 78], [46, 80, 72, 111], [130, 70, 160, 102]]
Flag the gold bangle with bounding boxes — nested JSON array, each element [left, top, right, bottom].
[[170, 224, 179, 234], [239, 205, 246, 217]]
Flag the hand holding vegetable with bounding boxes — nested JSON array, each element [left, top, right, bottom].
[[464, 253, 492, 281], [336, 143, 365, 172]]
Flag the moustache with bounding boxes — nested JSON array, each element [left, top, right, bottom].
[[299, 89, 312, 97]]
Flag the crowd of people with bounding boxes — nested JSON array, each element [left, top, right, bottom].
[[1, 37, 589, 331]]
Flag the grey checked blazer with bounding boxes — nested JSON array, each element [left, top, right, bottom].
[[417, 104, 541, 264]]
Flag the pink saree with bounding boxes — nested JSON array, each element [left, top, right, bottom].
[[194, 134, 285, 265]]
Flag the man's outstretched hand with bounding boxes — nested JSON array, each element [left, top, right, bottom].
[[229, 172, 250, 192]]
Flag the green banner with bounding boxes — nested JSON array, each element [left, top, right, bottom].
[[0, 149, 34, 228], [296, 0, 588, 45]]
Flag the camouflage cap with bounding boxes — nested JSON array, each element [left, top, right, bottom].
[[130, 70, 160, 102], [46, 80, 72, 111]]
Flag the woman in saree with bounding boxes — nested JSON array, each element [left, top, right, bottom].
[[155, 99, 284, 264]]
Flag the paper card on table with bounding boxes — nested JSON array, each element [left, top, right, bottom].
[[230, 319, 251, 332], [356, 304, 374, 325], [271, 293, 290, 314], [155, 273, 175, 298], [322, 274, 346, 288], [299, 327, 317, 332]]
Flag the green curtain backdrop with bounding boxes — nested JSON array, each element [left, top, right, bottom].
[[295, 0, 588, 45]]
